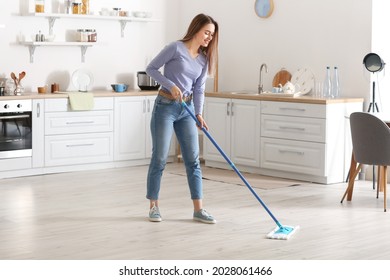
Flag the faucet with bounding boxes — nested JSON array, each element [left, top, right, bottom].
[[258, 63, 268, 94]]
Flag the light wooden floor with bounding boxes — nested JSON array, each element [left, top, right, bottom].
[[0, 163, 389, 260]]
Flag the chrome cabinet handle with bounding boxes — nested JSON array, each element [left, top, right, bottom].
[[66, 121, 94, 125], [66, 143, 94, 147], [227, 102, 230, 116], [231, 102, 234, 116], [279, 107, 306, 112], [278, 149, 305, 155], [37, 103, 40, 118], [279, 126, 305, 131]]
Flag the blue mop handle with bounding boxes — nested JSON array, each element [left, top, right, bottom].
[[181, 101, 283, 228]]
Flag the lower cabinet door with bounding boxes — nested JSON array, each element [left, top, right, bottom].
[[45, 132, 113, 166], [260, 137, 325, 176]]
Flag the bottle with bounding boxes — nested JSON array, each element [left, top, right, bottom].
[[35, 0, 45, 13], [331, 66, 340, 98], [82, 0, 90, 14], [323, 66, 331, 98], [65, 0, 72, 14], [72, 1, 82, 14]]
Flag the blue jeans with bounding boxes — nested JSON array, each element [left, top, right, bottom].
[[146, 95, 203, 200]]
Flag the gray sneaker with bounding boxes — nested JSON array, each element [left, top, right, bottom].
[[193, 209, 216, 224], [149, 203, 162, 222]]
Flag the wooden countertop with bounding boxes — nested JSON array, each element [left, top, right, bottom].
[[0, 90, 364, 105], [206, 92, 364, 104]]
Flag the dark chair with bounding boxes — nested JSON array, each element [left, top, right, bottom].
[[341, 112, 390, 211]]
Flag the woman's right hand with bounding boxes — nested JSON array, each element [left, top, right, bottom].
[[170, 85, 183, 102]]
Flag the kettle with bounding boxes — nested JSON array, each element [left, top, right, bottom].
[[137, 71, 160, 90]]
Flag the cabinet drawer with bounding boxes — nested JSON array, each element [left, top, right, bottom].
[[45, 111, 113, 135], [261, 115, 326, 142], [260, 138, 325, 176], [45, 97, 114, 112], [261, 101, 325, 118], [45, 132, 113, 166]]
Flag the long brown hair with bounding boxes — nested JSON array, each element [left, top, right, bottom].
[[181, 14, 219, 75]]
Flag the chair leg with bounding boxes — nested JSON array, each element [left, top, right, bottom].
[[383, 166, 387, 212], [341, 163, 362, 203], [377, 166, 381, 199]]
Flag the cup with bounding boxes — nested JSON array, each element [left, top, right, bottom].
[[51, 83, 59, 93], [37, 86, 46, 94], [315, 82, 323, 98], [112, 84, 128, 92]]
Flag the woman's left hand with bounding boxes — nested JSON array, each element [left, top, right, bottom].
[[196, 114, 209, 131]]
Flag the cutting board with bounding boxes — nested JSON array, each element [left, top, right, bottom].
[[272, 69, 292, 87]]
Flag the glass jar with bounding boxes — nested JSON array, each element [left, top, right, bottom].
[[81, 0, 90, 14], [87, 29, 97, 42], [35, 0, 45, 13], [77, 29, 88, 42], [72, 2, 82, 14], [65, 0, 72, 14], [112, 8, 121, 16]]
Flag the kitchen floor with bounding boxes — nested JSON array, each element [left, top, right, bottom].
[[0, 163, 388, 260]]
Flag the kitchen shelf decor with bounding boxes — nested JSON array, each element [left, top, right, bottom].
[[21, 41, 95, 63], [23, 12, 159, 37]]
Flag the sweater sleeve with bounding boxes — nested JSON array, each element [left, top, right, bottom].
[[193, 62, 208, 115], [146, 42, 177, 92]]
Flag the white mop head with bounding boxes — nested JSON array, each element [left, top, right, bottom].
[[266, 225, 300, 240]]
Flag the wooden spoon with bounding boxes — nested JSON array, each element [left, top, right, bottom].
[[19, 71, 26, 82], [10, 72, 19, 86]]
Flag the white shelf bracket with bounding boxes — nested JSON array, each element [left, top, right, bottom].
[[120, 21, 127, 37], [80, 45, 90, 63], [28, 45, 36, 63], [48, 17, 58, 36]]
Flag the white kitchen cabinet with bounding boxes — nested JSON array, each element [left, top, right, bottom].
[[32, 99, 45, 168], [203, 97, 261, 167], [44, 97, 114, 167], [114, 96, 175, 162], [260, 100, 362, 184]]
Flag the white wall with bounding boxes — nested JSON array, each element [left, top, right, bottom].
[[372, 1, 390, 112], [1, 0, 373, 103], [179, 0, 372, 100], [0, 0, 178, 93]]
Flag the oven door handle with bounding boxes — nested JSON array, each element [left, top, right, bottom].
[[0, 114, 31, 120]]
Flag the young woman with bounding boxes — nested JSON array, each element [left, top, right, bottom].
[[145, 13, 219, 223]]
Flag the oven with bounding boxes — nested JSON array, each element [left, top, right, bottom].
[[0, 99, 32, 159]]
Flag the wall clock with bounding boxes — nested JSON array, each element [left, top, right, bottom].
[[254, 0, 274, 18]]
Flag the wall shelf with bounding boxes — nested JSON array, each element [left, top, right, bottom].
[[23, 13, 159, 37], [21, 42, 95, 63]]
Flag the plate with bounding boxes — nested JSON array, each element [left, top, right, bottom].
[[291, 68, 315, 95], [72, 69, 94, 92]]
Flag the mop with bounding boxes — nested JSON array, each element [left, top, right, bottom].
[[182, 101, 299, 240]]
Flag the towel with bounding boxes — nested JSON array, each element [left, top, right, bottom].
[[68, 92, 94, 110]]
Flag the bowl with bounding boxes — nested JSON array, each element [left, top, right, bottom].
[[133, 11, 147, 18], [111, 83, 128, 92]]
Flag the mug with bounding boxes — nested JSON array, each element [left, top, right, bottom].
[[51, 83, 59, 93], [37, 86, 47, 94], [113, 84, 128, 92]]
